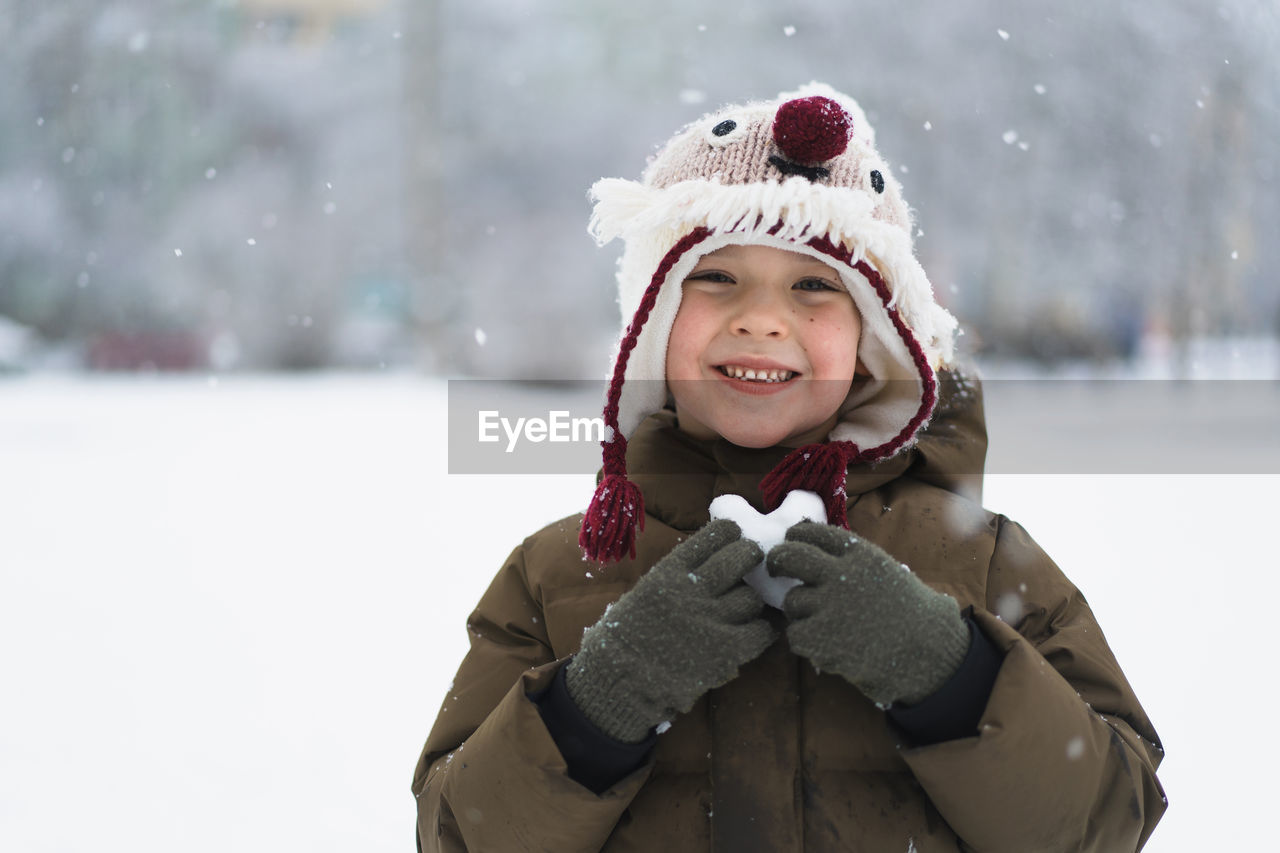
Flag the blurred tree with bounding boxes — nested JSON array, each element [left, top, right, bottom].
[[0, 0, 405, 369], [0, 0, 1274, 373]]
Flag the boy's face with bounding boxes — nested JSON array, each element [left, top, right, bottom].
[[665, 243, 862, 449]]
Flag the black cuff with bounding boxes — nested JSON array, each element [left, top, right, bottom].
[[530, 661, 656, 794], [887, 611, 1004, 745]]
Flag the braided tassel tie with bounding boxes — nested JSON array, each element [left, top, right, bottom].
[[579, 433, 646, 563], [759, 440, 860, 529], [580, 227, 712, 563]]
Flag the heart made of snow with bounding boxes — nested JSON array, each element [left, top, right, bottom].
[[707, 490, 827, 609]]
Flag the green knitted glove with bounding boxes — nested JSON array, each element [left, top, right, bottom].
[[566, 519, 777, 743], [766, 521, 970, 707]]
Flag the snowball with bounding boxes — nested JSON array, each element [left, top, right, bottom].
[[708, 490, 827, 608]]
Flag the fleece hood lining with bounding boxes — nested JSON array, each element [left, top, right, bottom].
[[608, 227, 932, 460]]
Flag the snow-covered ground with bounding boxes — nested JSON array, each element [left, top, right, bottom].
[[0, 373, 1274, 851]]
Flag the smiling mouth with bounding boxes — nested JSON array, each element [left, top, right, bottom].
[[716, 365, 798, 383]]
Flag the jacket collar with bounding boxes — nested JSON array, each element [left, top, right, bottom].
[[607, 369, 988, 534]]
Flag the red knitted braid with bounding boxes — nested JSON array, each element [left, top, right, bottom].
[[851, 258, 939, 453], [580, 228, 713, 563]]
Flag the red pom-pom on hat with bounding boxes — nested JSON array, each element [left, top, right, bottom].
[[773, 96, 852, 164]]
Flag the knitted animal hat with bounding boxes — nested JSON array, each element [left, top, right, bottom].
[[581, 82, 958, 563]]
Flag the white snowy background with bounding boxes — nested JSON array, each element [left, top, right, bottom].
[[3, 4, 1278, 848], [1, 372, 1275, 851]]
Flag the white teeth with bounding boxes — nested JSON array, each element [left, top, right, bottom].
[[722, 365, 794, 382]]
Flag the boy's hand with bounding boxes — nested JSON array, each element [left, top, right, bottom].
[[566, 519, 777, 743], [766, 521, 970, 707]]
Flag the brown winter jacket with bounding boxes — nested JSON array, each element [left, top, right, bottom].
[[412, 371, 1166, 852]]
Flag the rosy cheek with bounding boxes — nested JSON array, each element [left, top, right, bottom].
[[807, 318, 860, 374], [666, 311, 704, 380]]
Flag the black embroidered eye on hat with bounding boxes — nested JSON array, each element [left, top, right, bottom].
[[580, 82, 959, 563]]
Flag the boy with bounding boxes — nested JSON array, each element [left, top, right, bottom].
[[412, 83, 1165, 852]]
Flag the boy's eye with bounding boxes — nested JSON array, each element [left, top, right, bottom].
[[687, 271, 735, 284], [793, 278, 840, 292]]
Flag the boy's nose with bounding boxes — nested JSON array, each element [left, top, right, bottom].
[[730, 292, 790, 338]]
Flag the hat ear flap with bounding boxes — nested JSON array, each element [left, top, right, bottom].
[[581, 228, 713, 562]]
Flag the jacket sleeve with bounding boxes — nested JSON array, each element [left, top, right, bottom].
[[532, 662, 658, 794], [897, 516, 1167, 853], [411, 542, 652, 852]]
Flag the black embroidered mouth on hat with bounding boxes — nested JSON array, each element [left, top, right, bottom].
[[768, 155, 830, 182]]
